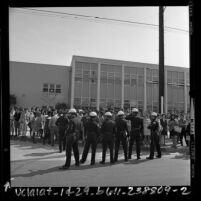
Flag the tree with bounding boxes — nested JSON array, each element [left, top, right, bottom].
[[55, 102, 70, 111], [10, 94, 17, 106]]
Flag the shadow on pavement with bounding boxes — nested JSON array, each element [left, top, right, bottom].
[[12, 166, 61, 178], [11, 139, 57, 150], [170, 153, 190, 160], [24, 151, 59, 157]]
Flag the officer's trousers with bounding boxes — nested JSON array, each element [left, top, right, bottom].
[[128, 133, 141, 158], [102, 138, 114, 163], [149, 133, 161, 157], [81, 138, 97, 163], [65, 133, 79, 167], [58, 128, 66, 152], [114, 136, 128, 161]]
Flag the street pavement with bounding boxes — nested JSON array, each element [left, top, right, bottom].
[[11, 138, 190, 187]]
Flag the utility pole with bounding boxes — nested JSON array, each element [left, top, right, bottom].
[[159, 6, 165, 114]]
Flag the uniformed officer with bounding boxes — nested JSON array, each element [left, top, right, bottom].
[[99, 112, 116, 164], [146, 112, 162, 159], [55, 110, 69, 153], [80, 112, 100, 165], [114, 111, 129, 162], [59, 109, 80, 170], [126, 108, 144, 160]]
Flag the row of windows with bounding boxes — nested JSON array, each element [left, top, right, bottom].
[[167, 71, 185, 85], [42, 83, 61, 93], [146, 68, 159, 83]]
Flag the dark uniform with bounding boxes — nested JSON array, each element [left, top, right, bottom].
[[64, 117, 80, 168], [43, 115, 51, 145], [126, 115, 144, 159], [80, 119, 100, 165], [55, 115, 69, 152], [147, 119, 161, 159], [100, 119, 116, 164], [114, 117, 129, 162]]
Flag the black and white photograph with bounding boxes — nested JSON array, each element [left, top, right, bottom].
[[6, 5, 194, 194]]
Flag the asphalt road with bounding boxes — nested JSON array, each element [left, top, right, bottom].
[[10, 139, 190, 187]]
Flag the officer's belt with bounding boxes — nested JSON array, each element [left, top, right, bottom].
[[87, 131, 96, 134], [131, 128, 141, 130], [103, 132, 113, 134]]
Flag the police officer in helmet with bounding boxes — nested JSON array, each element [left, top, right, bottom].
[[146, 112, 162, 159], [114, 111, 129, 162], [99, 112, 116, 164], [59, 108, 80, 169], [126, 108, 144, 160], [80, 111, 100, 165]]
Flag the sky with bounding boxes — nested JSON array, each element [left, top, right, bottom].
[[9, 7, 189, 68]]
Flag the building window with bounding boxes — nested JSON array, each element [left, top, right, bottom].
[[56, 84, 61, 93], [167, 71, 172, 84], [186, 72, 189, 86], [49, 84, 55, 93], [172, 71, 178, 85], [146, 68, 152, 82], [43, 83, 48, 92], [42, 83, 61, 94], [152, 69, 158, 83], [74, 98, 81, 106], [178, 72, 184, 85], [124, 74, 130, 85]]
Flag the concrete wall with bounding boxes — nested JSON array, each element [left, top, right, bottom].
[[9, 61, 71, 108]]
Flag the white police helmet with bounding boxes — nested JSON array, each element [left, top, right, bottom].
[[69, 108, 77, 114], [105, 112, 112, 116], [132, 108, 139, 113], [151, 112, 157, 117], [117, 111, 124, 116], [90, 111, 97, 117]]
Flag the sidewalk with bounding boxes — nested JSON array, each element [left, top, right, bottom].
[[10, 133, 189, 155]]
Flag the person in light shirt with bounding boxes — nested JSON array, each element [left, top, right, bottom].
[[48, 110, 59, 146]]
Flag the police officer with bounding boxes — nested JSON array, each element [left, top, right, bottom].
[[59, 109, 80, 170], [99, 112, 116, 164], [114, 111, 129, 162], [126, 108, 144, 160], [146, 112, 162, 159], [80, 112, 100, 165], [55, 110, 69, 153]]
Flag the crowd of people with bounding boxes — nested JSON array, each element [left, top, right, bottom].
[[10, 106, 191, 169]]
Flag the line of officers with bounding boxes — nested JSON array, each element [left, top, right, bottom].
[[59, 108, 161, 170]]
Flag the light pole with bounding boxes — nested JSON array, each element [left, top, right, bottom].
[[159, 6, 165, 114]]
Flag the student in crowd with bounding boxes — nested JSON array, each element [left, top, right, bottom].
[[43, 111, 51, 145], [32, 112, 43, 143], [14, 108, 21, 137], [178, 114, 187, 146], [49, 110, 58, 146], [10, 107, 15, 137], [143, 113, 151, 147], [19, 109, 27, 137], [168, 114, 179, 149], [160, 114, 168, 146]]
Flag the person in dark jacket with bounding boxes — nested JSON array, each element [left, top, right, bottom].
[[56, 110, 69, 153], [80, 112, 100, 165], [146, 112, 162, 159], [114, 111, 129, 162], [126, 108, 144, 160], [43, 112, 51, 145], [59, 109, 80, 170], [178, 114, 186, 146], [14, 108, 21, 137], [160, 114, 168, 145], [99, 112, 116, 164]]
